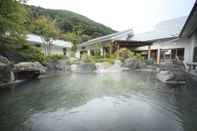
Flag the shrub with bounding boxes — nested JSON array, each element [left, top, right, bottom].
[[31, 48, 47, 64], [145, 58, 154, 65], [69, 51, 76, 57], [46, 54, 64, 61], [81, 53, 95, 64], [18, 46, 47, 65], [115, 48, 144, 61]]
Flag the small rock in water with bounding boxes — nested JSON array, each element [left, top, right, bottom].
[[46, 59, 70, 71], [71, 63, 96, 73], [123, 58, 144, 69], [156, 68, 188, 84], [96, 60, 128, 73], [156, 71, 174, 82], [95, 62, 112, 70]]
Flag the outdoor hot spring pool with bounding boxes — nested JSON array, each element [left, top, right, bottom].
[[0, 71, 197, 131]]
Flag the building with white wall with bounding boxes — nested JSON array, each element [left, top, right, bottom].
[[179, 1, 197, 64], [77, 29, 134, 57], [130, 16, 187, 64], [132, 0, 197, 65], [78, 0, 197, 67], [26, 34, 72, 56]]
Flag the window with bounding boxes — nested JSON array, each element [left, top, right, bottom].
[[193, 47, 197, 62]]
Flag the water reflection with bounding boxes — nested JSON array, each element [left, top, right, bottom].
[[26, 96, 183, 131], [0, 72, 197, 131]]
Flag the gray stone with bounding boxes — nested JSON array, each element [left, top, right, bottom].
[[14, 62, 46, 79], [123, 58, 144, 69], [156, 71, 174, 82], [95, 62, 112, 70], [46, 59, 70, 71], [0, 55, 13, 83], [0, 55, 10, 64], [14, 62, 46, 73], [156, 64, 190, 84], [0, 62, 12, 83], [71, 63, 96, 73]]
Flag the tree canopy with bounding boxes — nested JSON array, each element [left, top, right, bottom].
[[33, 16, 58, 41], [32, 16, 59, 55], [26, 5, 116, 40], [0, 0, 27, 39], [0, 1, 116, 62]]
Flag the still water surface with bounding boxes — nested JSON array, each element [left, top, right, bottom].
[[0, 71, 197, 131]]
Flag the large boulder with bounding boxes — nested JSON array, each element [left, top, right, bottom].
[[123, 58, 144, 69], [0, 55, 13, 84], [71, 63, 96, 73], [95, 60, 129, 73], [46, 59, 70, 72], [156, 71, 175, 82], [0, 62, 12, 84], [156, 64, 190, 84], [14, 62, 46, 79], [95, 62, 112, 70], [0, 55, 10, 64]]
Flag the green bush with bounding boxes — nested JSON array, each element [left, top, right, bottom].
[[46, 54, 64, 61], [145, 58, 154, 65], [69, 51, 76, 57], [115, 48, 144, 61], [18, 45, 47, 64], [79, 48, 144, 64], [31, 48, 47, 64], [21, 43, 31, 50], [81, 53, 96, 64]]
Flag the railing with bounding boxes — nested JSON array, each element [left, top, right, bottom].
[[186, 62, 197, 72]]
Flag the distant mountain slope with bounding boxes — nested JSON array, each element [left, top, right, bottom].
[[26, 5, 116, 39]]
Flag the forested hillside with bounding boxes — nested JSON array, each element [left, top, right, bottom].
[[26, 5, 116, 39], [0, 0, 115, 64]]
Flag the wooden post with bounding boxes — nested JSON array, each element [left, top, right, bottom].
[[157, 48, 161, 64], [103, 47, 106, 58], [109, 44, 112, 57], [148, 45, 151, 60], [117, 42, 120, 58]]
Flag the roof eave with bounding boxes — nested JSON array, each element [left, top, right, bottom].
[[179, 0, 197, 37]]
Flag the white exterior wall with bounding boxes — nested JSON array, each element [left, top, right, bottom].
[[191, 30, 197, 58], [75, 50, 80, 58], [39, 46, 64, 55], [50, 46, 64, 55], [100, 48, 104, 56], [134, 37, 195, 63], [135, 38, 190, 50], [181, 30, 197, 63], [87, 49, 91, 56]]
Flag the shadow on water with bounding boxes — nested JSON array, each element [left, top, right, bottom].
[[0, 72, 197, 131]]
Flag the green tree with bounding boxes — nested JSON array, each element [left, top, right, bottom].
[[64, 25, 86, 51], [64, 32, 80, 51], [32, 16, 59, 55], [0, 0, 27, 40]]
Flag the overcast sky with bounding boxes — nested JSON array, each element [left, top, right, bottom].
[[27, 0, 196, 32]]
